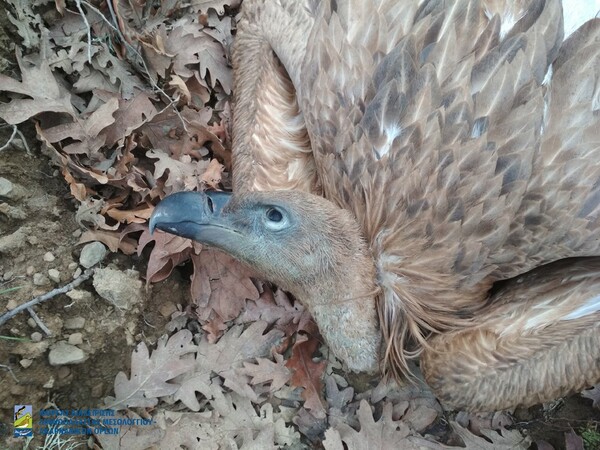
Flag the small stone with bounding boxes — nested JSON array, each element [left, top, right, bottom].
[[0, 177, 13, 197], [0, 226, 29, 254], [64, 317, 85, 330], [72, 267, 82, 279], [159, 301, 178, 318], [11, 385, 26, 395], [43, 252, 55, 262], [33, 273, 49, 286], [27, 235, 39, 245], [57, 366, 71, 379], [3, 271, 13, 281], [19, 359, 33, 368], [72, 229, 82, 238], [66, 289, 92, 301], [91, 383, 104, 398], [6, 299, 17, 310], [27, 318, 37, 328], [48, 269, 61, 283], [68, 333, 83, 345], [48, 341, 87, 365], [43, 377, 55, 389], [68, 262, 78, 271], [30, 332, 43, 342], [93, 268, 143, 309], [26, 265, 35, 276], [79, 242, 107, 269]]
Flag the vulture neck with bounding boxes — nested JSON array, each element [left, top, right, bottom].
[[231, 3, 318, 194]]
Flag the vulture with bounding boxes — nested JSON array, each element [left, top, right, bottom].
[[150, 0, 600, 411]]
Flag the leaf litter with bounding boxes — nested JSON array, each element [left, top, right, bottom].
[[2, 0, 596, 448]]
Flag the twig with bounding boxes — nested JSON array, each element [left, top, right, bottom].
[[0, 364, 19, 382], [27, 307, 52, 336], [0, 124, 31, 155], [79, 0, 189, 132], [0, 269, 95, 328], [74, 0, 93, 63]]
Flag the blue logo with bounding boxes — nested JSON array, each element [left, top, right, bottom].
[[14, 405, 33, 437]]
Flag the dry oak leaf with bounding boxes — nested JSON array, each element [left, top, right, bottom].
[[240, 354, 292, 393], [323, 400, 435, 450], [582, 384, 600, 408], [451, 421, 531, 449], [149, 149, 210, 195], [286, 334, 327, 419], [189, 0, 243, 15], [104, 329, 197, 410], [0, 49, 75, 125], [238, 286, 314, 337], [134, 225, 202, 284], [93, 410, 164, 450], [153, 393, 299, 449], [190, 249, 260, 323], [174, 322, 285, 410], [201, 158, 224, 188]]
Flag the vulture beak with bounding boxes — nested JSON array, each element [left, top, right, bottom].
[[149, 191, 240, 247]]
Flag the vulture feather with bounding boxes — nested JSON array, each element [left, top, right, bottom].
[[150, 0, 600, 411]]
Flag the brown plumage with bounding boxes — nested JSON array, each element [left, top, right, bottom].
[[150, 0, 600, 411]]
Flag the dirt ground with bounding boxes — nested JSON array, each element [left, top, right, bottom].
[[0, 6, 599, 450]]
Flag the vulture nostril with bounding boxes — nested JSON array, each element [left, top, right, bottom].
[[206, 196, 214, 213]]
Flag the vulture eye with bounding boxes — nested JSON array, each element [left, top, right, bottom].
[[266, 207, 283, 223]]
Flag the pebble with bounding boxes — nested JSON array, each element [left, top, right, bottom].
[[63, 317, 85, 330], [43, 252, 55, 262], [43, 377, 55, 389], [66, 289, 92, 301], [33, 273, 49, 286], [31, 332, 43, 342], [26, 266, 35, 276], [79, 242, 107, 268], [48, 269, 61, 283], [68, 262, 78, 271], [27, 318, 37, 328], [68, 333, 83, 345], [159, 301, 178, 318], [72, 229, 82, 238], [72, 267, 82, 279], [93, 267, 143, 309], [57, 366, 71, 379], [48, 341, 87, 365], [11, 385, 26, 395], [27, 235, 39, 245], [91, 383, 104, 398], [0, 177, 13, 197], [6, 299, 17, 311], [3, 271, 13, 281], [19, 359, 33, 369]]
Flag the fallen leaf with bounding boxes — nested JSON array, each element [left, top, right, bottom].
[[286, 334, 327, 418], [104, 330, 197, 410]]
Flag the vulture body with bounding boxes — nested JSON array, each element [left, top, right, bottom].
[[151, 0, 600, 411]]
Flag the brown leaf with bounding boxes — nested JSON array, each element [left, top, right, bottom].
[[135, 227, 201, 284], [286, 334, 327, 418], [0, 49, 75, 124], [79, 229, 137, 255], [174, 322, 284, 409], [104, 330, 197, 410], [565, 430, 585, 450], [323, 401, 423, 450], [582, 384, 600, 408], [200, 158, 224, 188], [190, 249, 259, 322], [241, 354, 292, 393], [451, 421, 531, 449]]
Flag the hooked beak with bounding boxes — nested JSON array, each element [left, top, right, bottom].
[[149, 191, 241, 247]]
